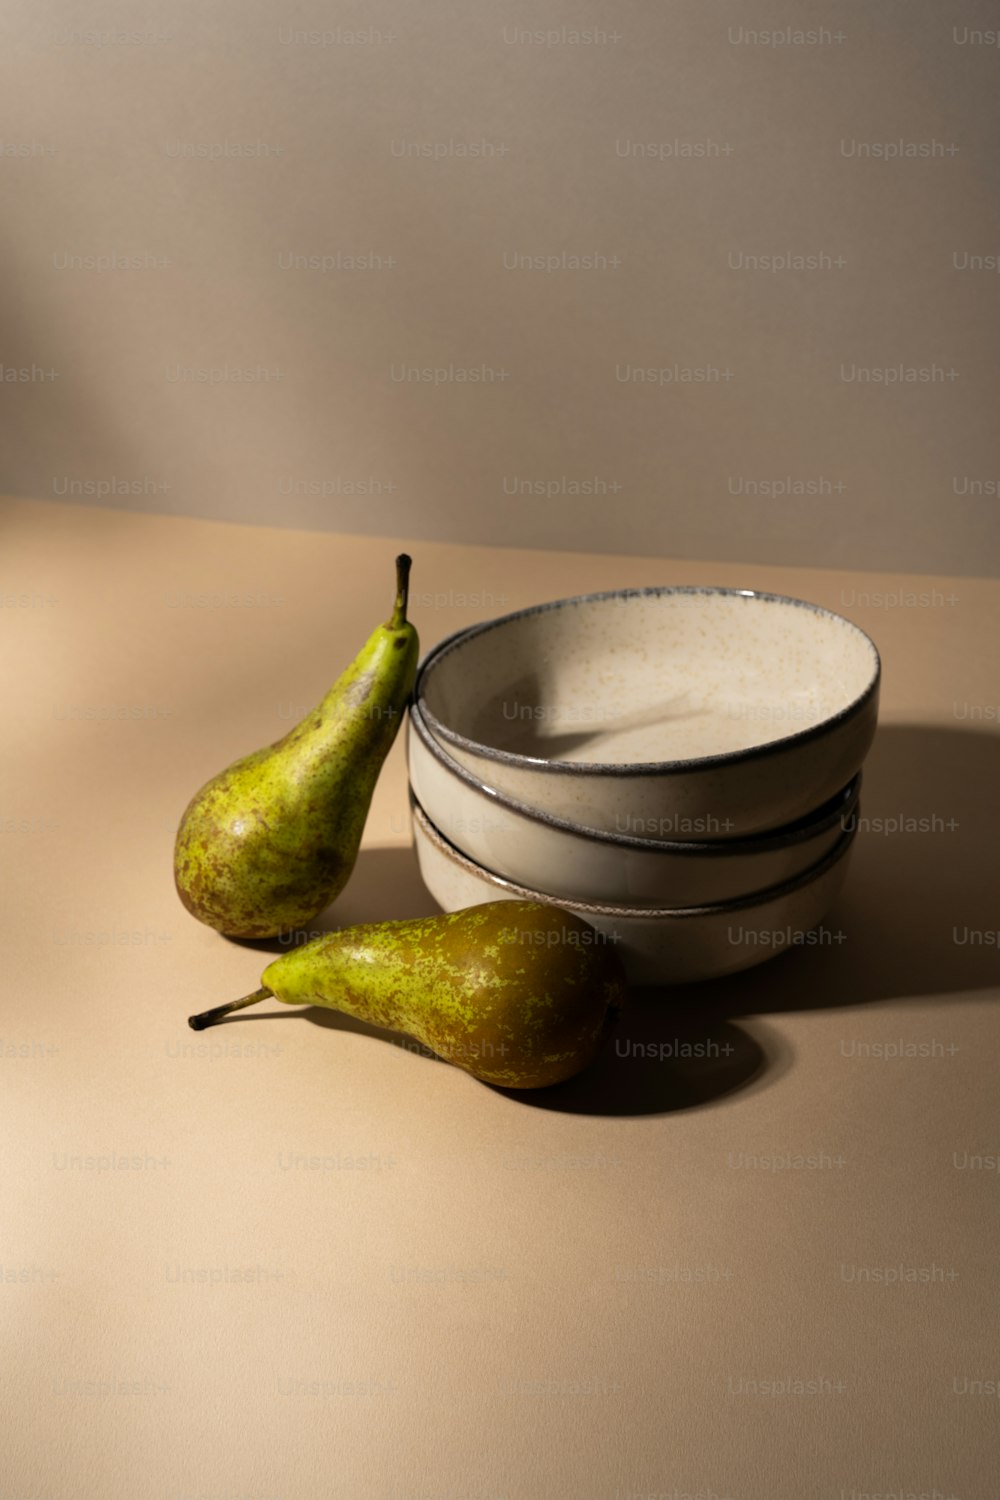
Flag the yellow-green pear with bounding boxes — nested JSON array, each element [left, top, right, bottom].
[[174, 555, 418, 938], [187, 901, 626, 1089]]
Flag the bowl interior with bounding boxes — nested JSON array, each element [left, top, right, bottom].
[[419, 588, 879, 769]]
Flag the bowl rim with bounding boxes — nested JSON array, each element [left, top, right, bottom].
[[410, 791, 858, 921], [408, 699, 863, 856], [415, 585, 881, 778]]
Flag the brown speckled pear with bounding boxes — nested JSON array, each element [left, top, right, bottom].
[[173, 555, 419, 938], [187, 901, 626, 1089]]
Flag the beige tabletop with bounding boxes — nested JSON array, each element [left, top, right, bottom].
[[4, 496, 999, 1500]]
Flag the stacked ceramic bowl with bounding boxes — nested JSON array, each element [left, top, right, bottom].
[[407, 587, 880, 985]]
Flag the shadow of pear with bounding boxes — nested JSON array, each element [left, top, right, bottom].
[[225, 844, 772, 1116], [488, 997, 781, 1116], [254, 987, 774, 1119]]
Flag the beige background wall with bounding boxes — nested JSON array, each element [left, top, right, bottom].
[[2, 0, 999, 575]]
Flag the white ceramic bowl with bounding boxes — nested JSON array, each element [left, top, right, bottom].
[[417, 587, 880, 840], [408, 700, 861, 908], [410, 796, 857, 986]]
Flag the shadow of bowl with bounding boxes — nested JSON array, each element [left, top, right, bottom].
[[215, 720, 999, 1114]]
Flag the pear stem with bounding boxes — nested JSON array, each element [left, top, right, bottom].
[[188, 986, 274, 1031], [389, 554, 412, 629]]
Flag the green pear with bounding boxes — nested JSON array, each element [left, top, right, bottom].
[[187, 901, 626, 1089], [174, 555, 418, 939]]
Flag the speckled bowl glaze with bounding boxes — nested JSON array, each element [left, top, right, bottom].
[[416, 587, 880, 840], [410, 796, 857, 986], [408, 699, 861, 908]]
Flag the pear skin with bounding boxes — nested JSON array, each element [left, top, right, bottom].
[[174, 555, 418, 938], [253, 901, 625, 1088]]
